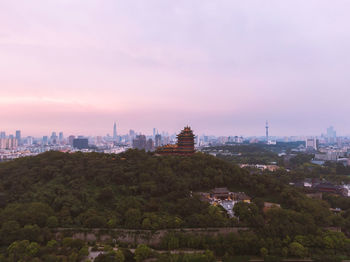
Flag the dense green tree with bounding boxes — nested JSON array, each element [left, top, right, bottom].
[[288, 242, 307, 258], [134, 244, 153, 262]]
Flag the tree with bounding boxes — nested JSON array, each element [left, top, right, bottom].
[[95, 251, 124, 262], [260, 247, 268, 257], [27, 242, 40, 257], [289, 242, 307, 258], [21, 224, 41, 242], [134, 244, 153, 262], [47, 216, 59, 228], [125, 209, 142, 228], [115, 250, 125, 262], [0, 220, 20, 245]]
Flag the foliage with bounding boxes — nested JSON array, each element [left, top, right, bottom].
[[0, 150, 349, 260]]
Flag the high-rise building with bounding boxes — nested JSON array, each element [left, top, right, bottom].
[[0, 137, 18, 149], [327, 126, 336, 138], [0, 138, 6, 149], [10, 137, 18, 149], [96, 136, 103, 145], [15, 130, 21, 145], [306, 138, 318, 151], [265, 121, 269, 143], [68, 135, 75, 146], [0, 132, 5, 139], [326, 126, 336, 144], [51, 132, 58, 144], [129, 129, 135, 139], [113, 122, 117, 141], [26, 136, 33, 146], [42, 136, 48, 145], [132, 135, 147, 150], [146, 138, 154, 152], [73, 138, 89, 149], [155, 134, 162, 148], [59, 132, 64, 142]]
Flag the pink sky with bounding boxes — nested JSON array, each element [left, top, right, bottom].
[[1, 0, 350, 136]]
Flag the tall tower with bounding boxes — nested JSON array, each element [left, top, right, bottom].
[[15, 130, 21, 145], [113, 122, 117, 141], [265, 121, 269, 144]]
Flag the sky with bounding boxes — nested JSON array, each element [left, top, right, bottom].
[[1, 0, 350, 137]]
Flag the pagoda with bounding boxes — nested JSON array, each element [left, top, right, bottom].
[[156, 126, 195, 156]]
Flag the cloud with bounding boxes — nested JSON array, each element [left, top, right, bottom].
[[1, 0, 350, 135]]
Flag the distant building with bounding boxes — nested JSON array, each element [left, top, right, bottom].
[[146, 138, 154, 152], [129, 129, 135, 140], [326, 126, 336, 144], [68, 135, 75, 146], [155, 134, 162, 147], [0, 138, 18, 150], [210, 187, 230, 200], [51, 132, 58, 144], [113, 122, 117, 141], [26, 136, 33, 146], [59, 132, 64, 142], [312, 182, 347, 196], [133, 135, 147, 150], [156, 126, 196, 156], [15, 130, 21, 145], [42, 136, 48, 145], [233, 136, 244, 144], [199, 188, 251, 218], [305, 137, 318, 151], [315, 152, 345, 162], [73, 138, 89, 149]]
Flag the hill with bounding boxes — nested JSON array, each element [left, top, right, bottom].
[[0, 150, 349, 261], [0, 150, 249, 229]]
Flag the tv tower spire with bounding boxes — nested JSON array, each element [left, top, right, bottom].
[[265, 120, 269, 144]]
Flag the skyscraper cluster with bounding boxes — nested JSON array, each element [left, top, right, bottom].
[[0, 130, 20, 149]]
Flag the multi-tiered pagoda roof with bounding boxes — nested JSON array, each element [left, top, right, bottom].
[[156, 126, 195, 156]]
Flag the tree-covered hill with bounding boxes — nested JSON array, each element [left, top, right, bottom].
[[0, 150, 344, 230], [0, 150, 349, 261], [0, 150, 259, 229]]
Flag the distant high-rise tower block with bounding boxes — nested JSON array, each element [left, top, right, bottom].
[[15, 130, 21, 145], [265, 121, 269, 143], [73, 138, 89, 149], [155, 134, 162, 147], [132, 135, 147, 150], [153, 128, 157, 137], [146, 138, 154, 152], [68, 135, 75, 146], [306, 138, 318, 151], [113, 122, 117, 141], [59, 132, 64, 142], [43, 136, 48, 145]]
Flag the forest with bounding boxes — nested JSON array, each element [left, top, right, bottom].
[[0, 150, 349, 261]]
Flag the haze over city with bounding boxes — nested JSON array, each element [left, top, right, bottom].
[[2, 0, 350, 136]]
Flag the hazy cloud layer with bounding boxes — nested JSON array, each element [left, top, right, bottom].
[[1, 0, 350, 136]]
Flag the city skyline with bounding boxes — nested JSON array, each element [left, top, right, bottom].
[[2, 1, 350, 135], [0, 123, 345, 139]]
